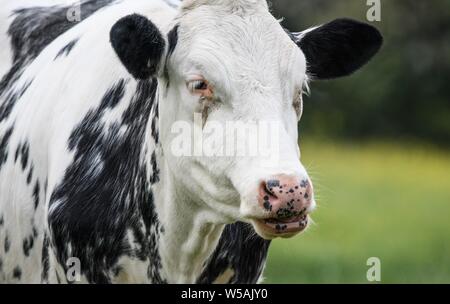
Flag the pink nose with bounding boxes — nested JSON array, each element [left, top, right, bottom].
[[259, 175, 313, 219]]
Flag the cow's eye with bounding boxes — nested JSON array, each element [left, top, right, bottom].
[[190, 80, 208, 91], [186, 78, 213, 97]]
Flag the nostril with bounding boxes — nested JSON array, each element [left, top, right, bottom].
[[263, 180, 280, 197], [260, 181, 280, 212], [265, 179, 281, 196]]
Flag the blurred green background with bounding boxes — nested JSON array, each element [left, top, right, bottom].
[[264, 0, 450, 283]]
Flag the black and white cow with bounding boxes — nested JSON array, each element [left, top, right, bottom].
[[0, 0, 382, 283]]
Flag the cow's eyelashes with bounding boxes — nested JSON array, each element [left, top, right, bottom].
[[191, 80, 208, 91], [186, 79, 213, 98]]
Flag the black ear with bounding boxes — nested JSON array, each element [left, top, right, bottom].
[[293, 18, 383, 80], [110, 14, 166, 79]]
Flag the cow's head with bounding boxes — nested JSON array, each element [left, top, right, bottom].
[[110, 0, 382, 239]]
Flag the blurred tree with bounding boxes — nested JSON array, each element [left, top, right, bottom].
[[270, 0, 450, 146]]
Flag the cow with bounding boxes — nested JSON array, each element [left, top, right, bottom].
[[0, 0, 382, 283]]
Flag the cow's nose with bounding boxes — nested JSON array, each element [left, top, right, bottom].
[[259, 175, 314, 219]]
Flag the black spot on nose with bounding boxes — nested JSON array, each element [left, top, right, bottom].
[[267, 180, 280, 188]]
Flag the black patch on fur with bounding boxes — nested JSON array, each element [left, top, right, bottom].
[[110, 14, 166, 79], [20, 142, 30, 170], [13, 266, 22, 280], [14, 146, 19, 162], [0, 80, 32, 123], [8, 0, 114, 66], [0, 65, 21, 102], [4, 234, 10, 253], [295, 18, 383, 79], [100, 79, 126, 109], [41, 234, 50, 283], [167, 25, 179, 57], [67, 81, 126, 153], [0, 126, 14, 169], [163, 25, 179, 84], [49, 79, 164, 283], [197, 222, 271, 284], [0, 215, 4, 226], [23, 234, 35, 257], [27, 165, 34, 184], [54, 38, 79, 60], [151, 102, 160, 144], [32, 226, 38, 238], [33, 180, 40, 210], [149, 151, 160, 184]]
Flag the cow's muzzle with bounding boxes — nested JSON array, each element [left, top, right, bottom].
[[254, 174, 315, 238]]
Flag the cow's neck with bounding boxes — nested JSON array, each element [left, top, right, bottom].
[[153, 159, 225, 283], [140, 92, 225, 284]]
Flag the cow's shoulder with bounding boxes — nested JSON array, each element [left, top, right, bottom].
[[46, 78, 163, 283]]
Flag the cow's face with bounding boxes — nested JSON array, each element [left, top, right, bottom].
[[111, 1, 382, 239]]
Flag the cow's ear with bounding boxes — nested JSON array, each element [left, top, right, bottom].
[[110, 14, 166, 79], [292, 18, 383, 80]]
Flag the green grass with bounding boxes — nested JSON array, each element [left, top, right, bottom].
[[264, 140, 450, 283]]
